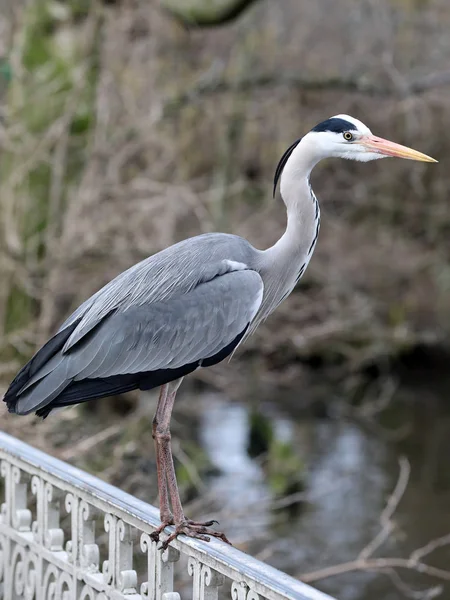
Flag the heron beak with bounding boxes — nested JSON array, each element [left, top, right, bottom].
[[361, 135, 438, 162]]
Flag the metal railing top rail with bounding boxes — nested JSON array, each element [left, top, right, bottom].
[[0, 430, 336, 600]]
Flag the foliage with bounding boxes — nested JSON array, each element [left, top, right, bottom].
[[0, 0, 99, 361]]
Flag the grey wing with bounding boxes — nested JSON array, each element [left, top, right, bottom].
[[14, 269, 263, 414], [72, 269, 263, 379], [59, 232, 255, 351], [78, 269, 262, 377]]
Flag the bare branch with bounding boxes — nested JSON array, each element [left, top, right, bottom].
[[410, 70, 450, 94], [59, 423, 124, 461], [410, 534, 450, 565], [161, 0, 261, 28], [164, 69, 450, 117], [300, 557, 450, 585], [358, 456, 410, 560], [299, 458, 450, 590], [383, 568, 442, 600]]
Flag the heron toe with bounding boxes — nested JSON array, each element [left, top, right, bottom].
[[150, 516, 175, 543], [159, 519, 231, 551]]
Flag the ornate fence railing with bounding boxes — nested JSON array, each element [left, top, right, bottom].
[[0, 431, 335, 600]]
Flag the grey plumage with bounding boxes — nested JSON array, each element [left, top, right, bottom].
[[3, 112, 436, 546], [6, 113, 429, 421], [10, 234, 267, 415], [60, 234, 256, 346], [1, 107, 330, 419]]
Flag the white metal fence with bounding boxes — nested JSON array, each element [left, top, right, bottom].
[[0, 431, 335, 600]]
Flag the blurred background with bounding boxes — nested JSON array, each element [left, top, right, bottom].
[[1, 0, 450, 598]]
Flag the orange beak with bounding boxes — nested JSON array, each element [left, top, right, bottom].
[[361, 135, 437, 162]]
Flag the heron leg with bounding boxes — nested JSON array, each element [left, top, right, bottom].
[[152, 380, 231, 550], [150, 383, 174, 542]]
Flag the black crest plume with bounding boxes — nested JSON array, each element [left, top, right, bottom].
[[273, 139, 301, 197], [312, 117, 357, 134]]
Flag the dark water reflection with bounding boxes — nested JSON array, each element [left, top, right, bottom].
[[195, 391, 450, 600]]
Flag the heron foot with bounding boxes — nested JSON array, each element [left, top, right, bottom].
[[150, 516, 174, 543], [159, 519, 232, 551]]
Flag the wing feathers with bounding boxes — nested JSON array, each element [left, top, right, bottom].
[[73, 270, 263, 378], [3, 320, 80, 412], [60, 233, 254, 353], [6, 267, 263, 416], [15, 362, 71, 415]]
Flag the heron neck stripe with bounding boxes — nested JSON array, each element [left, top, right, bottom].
[[308, 216, 321, 255]]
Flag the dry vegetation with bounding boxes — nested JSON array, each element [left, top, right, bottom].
[[1, 0, 450, 395], [0, 1, 450, 596]]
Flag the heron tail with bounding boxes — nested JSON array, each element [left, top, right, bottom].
[[3, 320, 80, 416]]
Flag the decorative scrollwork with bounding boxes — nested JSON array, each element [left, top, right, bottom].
[[32, 478, 64, 551], [41, 562, 74, 600], [65, 492, 78, 563], [189, 557, 224, 600], [102, 513, 116, 585], [102, 516, 137, 593], [0, 533, 6, 585], [42, 562, 59, 600], [231, 581, 247, 600], [24, 552, 38, 600], [201, 564, 224, 588], [140, 531, 180, 600], [1, 460, 11, 526], [116, 519, 137, 593], [0, 435, 314, 600], [11, 466, 31, 532], [80, 500, 99, 571], [56, 570, 74, 600], [140, 532, 153, 598], [231, 582, 261, 600], [31, 475, 44, 543], [44, 482, 64, 551], [10, 543, 26, 597], [79, 584, 96, 600]]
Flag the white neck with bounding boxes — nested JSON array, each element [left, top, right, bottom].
[[256, 136, 322, 319], [266, 136, 321, 260]]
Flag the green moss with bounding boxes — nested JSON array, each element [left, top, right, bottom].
[[247, 409, 274, 458], [0, 59, 12, 83], [69, 112, 92, 135], [1, 0, 100, 356], [266, 440, 306, 498], [4, 285, 36, 333]]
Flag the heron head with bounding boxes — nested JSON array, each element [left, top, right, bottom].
[[273, 114, 437, 197], [307, 114, 437, 163]]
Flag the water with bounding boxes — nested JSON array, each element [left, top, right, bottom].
[[194, 390, 450, 600]]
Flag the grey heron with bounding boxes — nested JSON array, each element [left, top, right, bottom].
[[4, 115, 436, 548]]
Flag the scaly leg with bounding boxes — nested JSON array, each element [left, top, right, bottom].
[[150, 384, 174, 542], [150, 378, 231, 550]]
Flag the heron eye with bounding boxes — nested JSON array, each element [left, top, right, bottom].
[[343, 132, 353, 141]]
